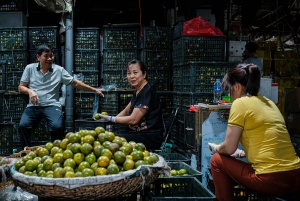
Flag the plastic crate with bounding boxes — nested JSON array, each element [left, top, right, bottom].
[[140, 26, 172, 49], [0, 50, 27, 72], [31, 118, 51, 142], [175, 62, 236, 92], [158, 153, 190, 164], [4, 92, 27, 120], [173, 36, 226, 65], [172, 66, 183, 91], [173, 21, 184, 39], [28, 26, 59, 49], [103, 27, 138, 49], [0, 60, 7, 91], [102, 70, 131, 89], [0, 122, 14, 156], [112, 123, 129, 135], [6, 71, 22, 91], [170, 119, 185, 146], [74, 118, 111, 132], [157, 91, 173, 115], [74, 50, 100, 72], [74, 72, 100, 93], [100, 90, 133, 114], [147, 70, 170, 91], [142, 177, 215, 201], [74, 92, 97, 119], [103, 49, 139, 71], [166, 162, 203, 182], [0, 0, 23, 11], [12, 120, 20, 143], [75, 28, 100, 50], [140, 49, 171, 70], [0, 27, 27, 50], [29, 49, 61, 65]]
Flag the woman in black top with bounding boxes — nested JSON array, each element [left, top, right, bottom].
[[99, 60, 163, 150]]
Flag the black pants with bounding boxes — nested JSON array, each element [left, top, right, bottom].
[[19, 105, 64, 148]]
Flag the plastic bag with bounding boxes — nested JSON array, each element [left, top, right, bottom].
[[0, 185, 38, 201], [183, 16, 224, 37]]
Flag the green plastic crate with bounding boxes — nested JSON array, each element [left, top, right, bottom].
[[143, 177, 215, 201], [158, 153, 190, 164], [166, 162, 202, 182]]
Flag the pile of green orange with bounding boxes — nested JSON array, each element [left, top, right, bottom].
[[14, 127, 159, 178]]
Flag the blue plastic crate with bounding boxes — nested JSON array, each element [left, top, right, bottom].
[[140, 26, 172, 49], [173, 36, 226, 65], [74, 27, 100, 50], [28, 26, 58, 49], [0, 27, 27, 50], [103, 27, 138, 49], [0, 51, 27, 72]]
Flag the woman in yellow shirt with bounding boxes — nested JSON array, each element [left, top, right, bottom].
[[208, 63, 300, 201]]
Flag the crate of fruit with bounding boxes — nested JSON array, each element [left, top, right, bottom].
[[140, 26, 172, 49], [0, 122, 14, 156], [4, 91, 27, 120], [173, 36, 226, 65], [74, 50, 100, 72], [10, 127, 169, 200], [164, 162, 202, 182], [140, 49, 171, 71], [142, 177, 215, 201], [29, 49, 61, 65], [103, 49, 139, 71], [0, 50, 27, 72], [0, 61, 6, 91], [28, 26, 59, 49], [75, 27, 100, 50], [158, 153, 190, 164], [0, 27, 27, 50], [5, 71, 23, 91], [103, 26, 138, 49]]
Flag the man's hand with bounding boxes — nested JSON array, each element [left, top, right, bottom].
[[94, 114, 116, 123], [29, 90, 40, 105], [95, 88, 105, 97], [230, 149, 245, 158], [208, 143, 220, 155]]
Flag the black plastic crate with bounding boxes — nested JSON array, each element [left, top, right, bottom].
[[0, 60, 7, 90], [103, 27, 138, 49], [100, 91, 133, 115], [0, 0, 23, 11], [173, 62, 236, 92], [103, 49, 139, 71], [29, 49, 61, 65], [74, 72, 100, 93], [173, 21, 184, 39], [28, 26, 59, 49], [0, 122, 14, 156], [0, 27, 27, 50], [75, 28, 100, 50], [31, 118, 51, 142], [74, 50, 100, 72], [12, 120, 20, 143], [74, 118, 111, 132], [171, 119, 185, 145], [103, 70, 131, 89], [158, 153, 190, 164], [74, 92, 97, 119], [6, 71, 22, 91], [173, 36, 226, 65], [140, 26, 172, 49], [140, 49, 171, 70], [142, 177, 215, 201], [166, 162, 203, 182], [0, 51, 27, 72], [112, 123, 129, 135], [4, 92, 27, 120], [157, 91, 173, 115], [147, 70, 170, 91]]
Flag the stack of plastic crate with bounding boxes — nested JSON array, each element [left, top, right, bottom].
[[74, 27, 101, 119], [102, 26, 139, 89]]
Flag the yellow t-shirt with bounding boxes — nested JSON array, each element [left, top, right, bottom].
[[228, 94, 300, 174]]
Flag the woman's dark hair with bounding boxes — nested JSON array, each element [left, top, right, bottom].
[[127, 59, 148, 79], [222, 63, 261, 96], [36, 44, 53, 56]]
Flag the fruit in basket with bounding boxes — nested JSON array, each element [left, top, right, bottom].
[[51, 163, 62, 171], [64, 158, 76, 169], [170, 170, 178, 176], [85, 153, 97, 165], [107, 164, 119, 174], [95, 126, 105, 135], [95, 167, 107, 175], [53, 153, 64, 163], [78, 161, 90, 172], [82, 168, 94, 177], [65, 171, 76, 178], [53, 167, 66, 178], [74, 153, 85, 165], [60, 139, 69, 150], [25, 160, 38, 171], [132, 150, 144, 161], [135, 143, 146, 152], [45, 142, 54, 152], [114, 151, 126, 164], [36, 147, 49, 158], [178, 169, 187, 175], [83, 135, 95, 145], [144, 156, 154, 165], [97, 156, 110, 168], [98, 133, 108, 143], [53, 139, 62, 148], [108, 143, 120, 153], [123, 159, 135, 171], [43, 158, 54, 171], [81, 143, 93, 155], [63, 149, 74, 160], [14, 160, 25, 171], [134, 160, 145, 168]]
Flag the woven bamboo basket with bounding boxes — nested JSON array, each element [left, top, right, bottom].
[[11, 156, 166, 200]]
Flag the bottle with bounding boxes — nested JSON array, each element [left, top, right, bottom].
[[213, 78, 222, 103]]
